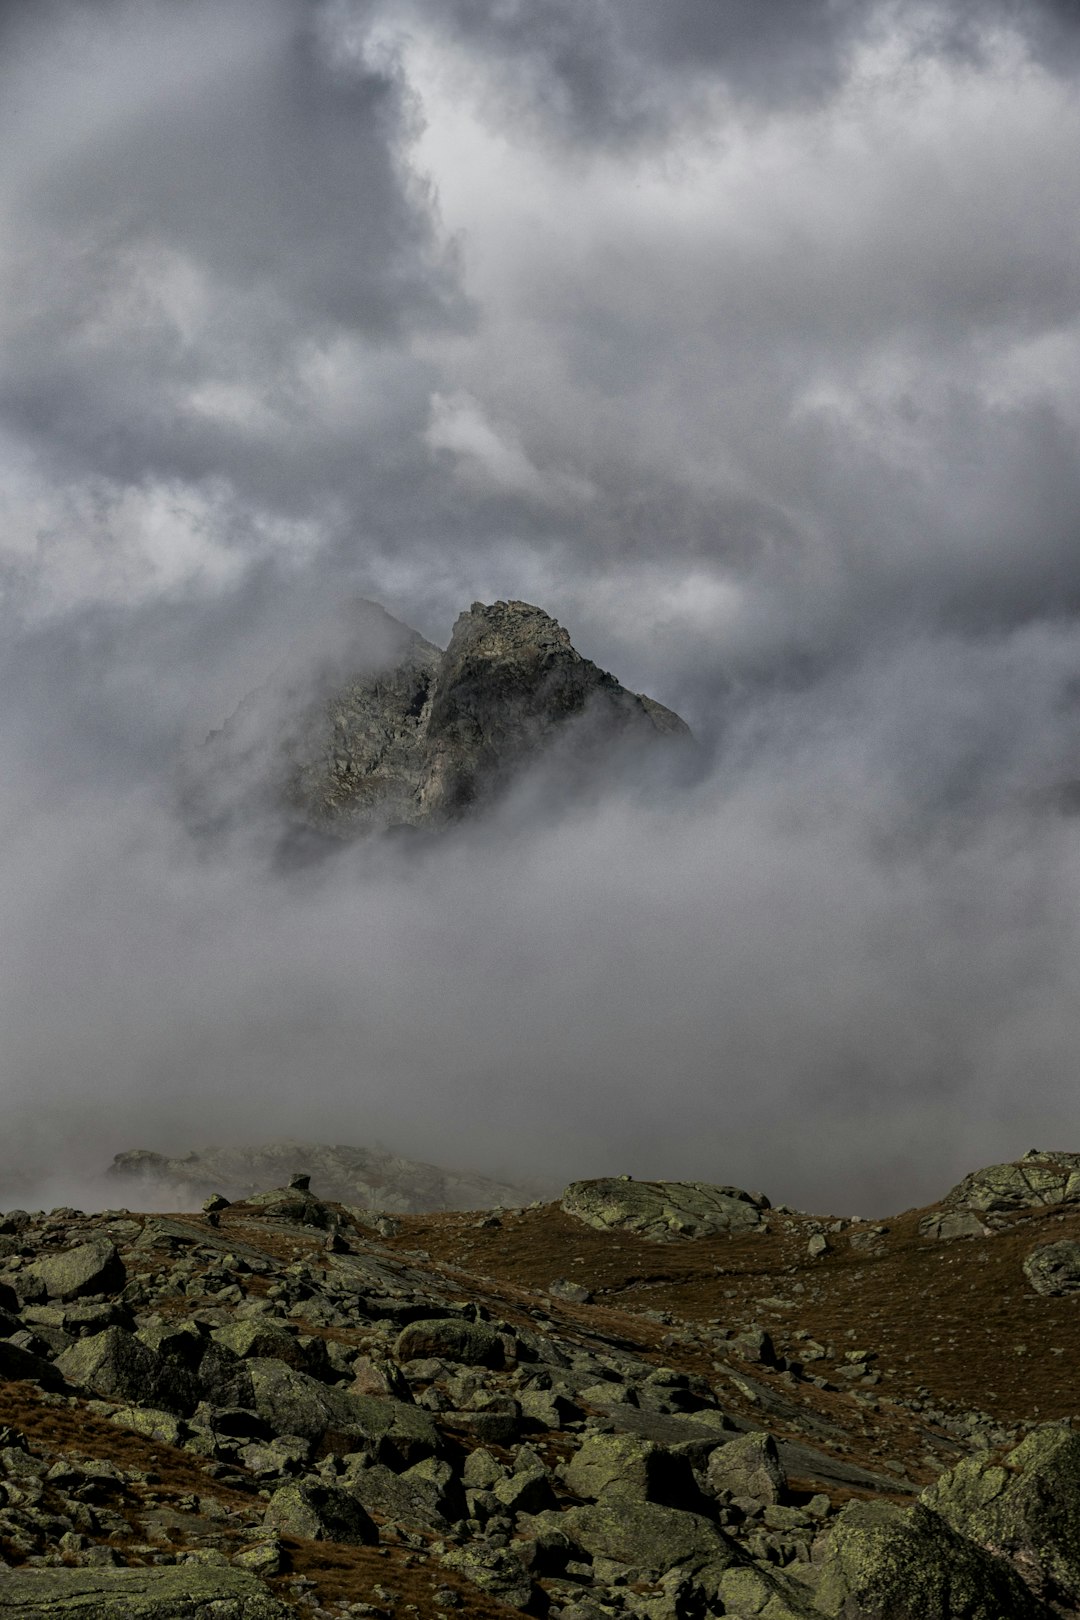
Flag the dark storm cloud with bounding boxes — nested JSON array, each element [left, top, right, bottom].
[[4, 0, 1080, 1214]]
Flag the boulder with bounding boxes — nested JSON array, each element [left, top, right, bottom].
[[562, 1497, 740, 1575], [918, 1211, 990, 1241], [812, 1498, 1055, 1619], [562, 1433, 703, 1510], [440, 1540, 535, 1610], [211, 1319, 321, 1372], [350, 1457, 465, 1529], [55, 1327, 197, 1415], [1022, 1239, 1080, 1296], [264, 1480, 377, 1544], [712, 1561, 823, 1620], [0, 1339, 66, 1390], [394, 1317, 507, 1369], [921, 1424, 1080, 1604], [242, 1187, 334, 1229], [706, 1431, 787, 1505], [561, 1178, 768, 1242], [19, 1239, 125, 1303], [0, 1565, 290, 1617], [246, 1359, 439, 1463]]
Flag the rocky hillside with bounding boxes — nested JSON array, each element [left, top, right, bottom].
[[1, 1152, 1080, 1616], [192, 599, 690, 842], [107, 1144, 544, 1220]]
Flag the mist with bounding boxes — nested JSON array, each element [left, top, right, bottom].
[[3, 0, 1080, 1216]]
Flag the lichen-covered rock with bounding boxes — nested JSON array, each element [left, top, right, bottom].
[[210, 1319, 320, 1371], [19, 1239, 125, 1303], [921, 1424, 1080, 1604], [561, 1178, 768, 1242], [55, 1327, 196, 1415], [706, 1431, 787, 1505], [562, 1432, 702, 1510], [918, 1211, 990, 1241], [712, 1560, 823, 1619], [393, 1316, 507, 1369], [940, 1151, 1080, 1215], [246, 1358, 439, 1462], [0, 1340, 66, 1390], [0, 1565, 290, 1617], [562, 1496, 740, 1574], [242, 1187, 333, 1229], [263, 1480, 377, 1544], [350, 1456, 466, 1529], [1022, 1239, 1080, 1296], [440, 1539, 535, 1610], [811, 1498, 1055, 1619]]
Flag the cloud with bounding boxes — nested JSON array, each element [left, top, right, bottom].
[[3, 0, 1080, 1214]]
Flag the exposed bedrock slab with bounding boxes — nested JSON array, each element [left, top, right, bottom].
[[0, 1565, 290, 1618], [561, 1177, 769, 1241]]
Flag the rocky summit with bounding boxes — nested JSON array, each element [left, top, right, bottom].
[[2, 1155, 1080, 1617], [193, 599, 689, 842]]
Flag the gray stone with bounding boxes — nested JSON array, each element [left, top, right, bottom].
[[939, 1152, 1080, 1215], [263, 1480, 377, 1544], [440, 1540, 534, 1610], [562, 1497, 740, 1575], [393, 1317, 507, 1368], [812, 1498, 1055, 1619], [20, 1240, 125, 1303], [55, 1327, 196, 1415], [918, 1211, 990, 1240], [1022, 1239, 1080, 1296], [921, 1423, 1080, 1602], [246, 1359, 439, 1462], [563, 1433, 702, 1511], [706, 1431, 786, 1505], [0, 1565, 290, 1617], [561, 1178, 767, 1242]]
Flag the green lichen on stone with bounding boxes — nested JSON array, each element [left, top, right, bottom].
[[0, 1565, 290, 1618], [922, 1424, 1080, 1606], [811, 1497, 1054, 1619], [561, 1177, 768, 1242]]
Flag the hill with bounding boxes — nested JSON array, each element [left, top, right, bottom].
[[1, 1152, 1079, 1616]]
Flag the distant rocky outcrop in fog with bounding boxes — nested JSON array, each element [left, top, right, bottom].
[[188, 598, 690, 843], [107, 1140, 543, 1214]]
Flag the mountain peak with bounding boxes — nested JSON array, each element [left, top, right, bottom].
[[195, 599, 690, 843]]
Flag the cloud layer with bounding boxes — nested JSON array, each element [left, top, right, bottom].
[[3, 0, 1080, 1212]]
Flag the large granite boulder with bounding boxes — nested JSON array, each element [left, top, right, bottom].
[[562, 1177, 769, 1242], [921, 1424, 1080, 1605], [1022, 1239, 1080, 1296], [245, 1359, 439, 1463], [55, 1327, 197, 1415], [17, 1240, 125, 1304], [811, 1498, 1055, 1619]]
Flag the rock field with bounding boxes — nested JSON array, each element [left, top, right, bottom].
[[1, 1152, 1079, 1616]]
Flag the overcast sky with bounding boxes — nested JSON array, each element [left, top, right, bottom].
[[4, 0, 1080, 1214]]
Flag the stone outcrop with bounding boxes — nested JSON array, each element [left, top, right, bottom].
[[107, 1139, 539, 1215], [0, 1566, 290, 1617], [562, 1176, 769, 1241], [938, 1149, 1080, 1216], [192, 597, 690, 843]]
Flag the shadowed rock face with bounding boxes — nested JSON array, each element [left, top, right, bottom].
[[194, 598, 690, 842]]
